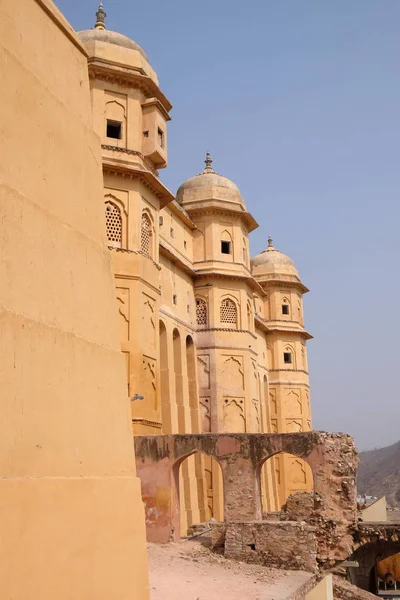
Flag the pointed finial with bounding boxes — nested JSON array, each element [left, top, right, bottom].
[[203, 151, 214, 174], [95, 2, 106, 30], [267, 236, 274, 250]]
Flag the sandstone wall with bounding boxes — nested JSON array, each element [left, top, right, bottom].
[[0, 0, 148, 597]]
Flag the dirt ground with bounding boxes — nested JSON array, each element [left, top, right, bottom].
[[148, 540, 312, 600]]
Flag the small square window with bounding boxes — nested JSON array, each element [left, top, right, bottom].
[[159, 216, 164, 226], [143, 130, 149, 138], [284, 352, 292, 364], [173, 295, 177, 305], [158, 128, 165, 148], [221, 241, 231, 254], [107, 120, 122, 140], [282, 304, 289, 315], [170, 228, 174, 238]]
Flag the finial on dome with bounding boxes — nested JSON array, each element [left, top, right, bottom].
[[203, 152, 215, 174], [267, 235, 274, 250], [95, 2, 106, 30]]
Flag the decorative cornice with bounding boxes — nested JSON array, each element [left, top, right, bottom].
[[102, 162, 174, 207], [269, 369, 309, 375], [132, 418, 162, 429], [167, 200, 196, 229], [193, 259, 251, 274], [159, 239, 196, 276], [196, 327, 257, 339], [186, 206, 258, 233], [256, 277, 309, 294], [267, 328, 313, 340], [108, 246, 162, 270], [102, 144, 159, 176], [87, 57, 172, 112]]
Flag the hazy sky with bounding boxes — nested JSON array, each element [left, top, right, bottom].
[[54, 0, 400, 451]]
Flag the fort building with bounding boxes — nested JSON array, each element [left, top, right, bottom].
[[77, 4, 314, 530]]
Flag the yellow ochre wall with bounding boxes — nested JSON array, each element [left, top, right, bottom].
[[0, 1, 149, 597]]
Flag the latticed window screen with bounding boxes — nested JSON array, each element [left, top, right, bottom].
[[105, 201, 122, 247], [220, 298, 237, 326], [196, 299, 208, 326], [141, 212, 152, 256]]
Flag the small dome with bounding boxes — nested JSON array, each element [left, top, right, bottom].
[[78, 29, 149, 61], [176, 153, 244, 208], [251, 237, 299, 279], [78, 4, 149, 62], [178, 172, 240, 194]]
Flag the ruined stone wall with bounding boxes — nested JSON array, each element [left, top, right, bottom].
[[225, 521, 318, 572], [135, 431, 358, 568]]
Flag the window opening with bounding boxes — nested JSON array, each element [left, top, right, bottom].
[[221, 241, 231, 255], [173, 295, 177, 305], [143, 130, 149, 138], [105, 201, 122, 247], [196, 299, 208, 326], [284, 352, 292, 364], [158, 128, 165, 148], [170, 228, 174, 238], [282, 304, 289, 315], [141, 212, 153, 256], [107, 119, 122, 140], [220, 298, 237, 326]]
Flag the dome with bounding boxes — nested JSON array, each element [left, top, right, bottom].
[[78, 4, 149, 62], [176, 153, 245, 208], [251, 237, 299, 279], [178, 171, 240, 194], [78, 29, 149, 61]]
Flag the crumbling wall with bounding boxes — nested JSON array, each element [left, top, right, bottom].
[[282, 492, 315, 522], [225, 521, 318, 572], [333, 576, 378, 599], [134, 431, 359, 568]]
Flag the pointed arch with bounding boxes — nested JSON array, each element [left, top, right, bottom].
[[220, 297, 238, 328], [195, 296, 208, 327], [104, 194, 127, 248], [141, 209, 154, 257], [281, 296, 291, 318], [283, 343, 296, 369], [220, 229, 233, 260]]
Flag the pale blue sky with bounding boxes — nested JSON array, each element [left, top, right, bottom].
[[55, 0, 400, 450]]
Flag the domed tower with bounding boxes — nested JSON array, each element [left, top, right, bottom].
[[251, 237, 313, 508], [78, 5, 174, 434], [177, 154, 260, 434]]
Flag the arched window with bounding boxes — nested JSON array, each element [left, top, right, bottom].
[[105, 201, 122, 247], [220, 298, 238, 327], [283, 345, 295, 368], [196, 298, 208, 327], [281, 297, 291, 317], [141, 212, 153, 257], [220, 229, 233, 261]]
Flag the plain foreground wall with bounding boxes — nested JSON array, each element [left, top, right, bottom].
[[0, 0, 149, 597]]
